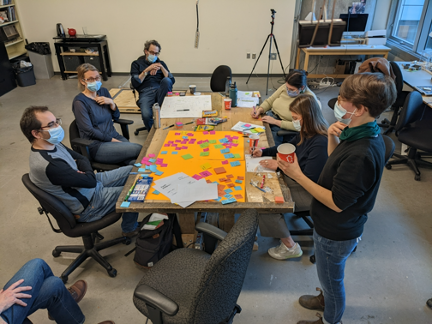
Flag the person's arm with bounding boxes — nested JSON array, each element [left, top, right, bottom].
[[280, 120, 297, 131], [160, 61, 175, 84], [262, 146, 278, 157], [259, 86, 284, 113], [0, 279, 32, 317], [45, 155, 96, 188], [63, 145, 94, 173], [327, 122, 348, 156], [131, 61, 149, 87], [73, 100, 112, 142]]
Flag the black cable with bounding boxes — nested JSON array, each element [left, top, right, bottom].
[[196, 1, 199, 32]]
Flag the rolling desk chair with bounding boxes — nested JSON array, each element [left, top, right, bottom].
[[210, 65, 232, 93], [22, 174, 131, 283], [133, 210, 258, 324]]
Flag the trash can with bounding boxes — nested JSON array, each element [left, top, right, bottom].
[[25, 42, 54, 80], [14, 62, 36, 87]]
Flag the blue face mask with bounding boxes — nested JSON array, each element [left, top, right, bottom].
[[87, 80, 102, 92], [44, 125, 65, 145], [147, 54, 157, 63], [287, 88, 299, 98], [334, 101, 356, 125], [292, 119, 302, 131]]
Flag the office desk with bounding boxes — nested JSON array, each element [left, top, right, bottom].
[[295, 45, 391, 79], [396, 62, 432, 108], [116, 93, 294, 244]]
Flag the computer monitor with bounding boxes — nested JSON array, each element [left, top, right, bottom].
[[339, 13, 368, 36]]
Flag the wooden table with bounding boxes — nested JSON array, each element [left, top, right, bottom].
[[115, 92, 294, 245], [295, 45, 391, 79], [396, 62, 432, 108]]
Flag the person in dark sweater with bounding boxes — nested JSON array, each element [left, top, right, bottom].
[[278, 73, 397, 324], [72, 63, 142, 166], [251, 94, 328, 260], [130, 39, 175, 131]]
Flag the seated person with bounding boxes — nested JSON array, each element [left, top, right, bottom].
[[130, 39, 175, 131], [72, 63, 142, 166], [0, 258, 113, 324], [251, 69, 318, 146], [19, 106, 139, 238], [251, 94, 328, 260]]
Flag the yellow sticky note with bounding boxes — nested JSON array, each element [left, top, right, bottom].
[[255, 128, 265, 133], [232, 140, 239, 144], [200, 163, 212, 170]]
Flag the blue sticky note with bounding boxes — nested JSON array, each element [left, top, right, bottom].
[[155, 170, 164, 176], [182, 136, 189, 139], [161, 151, 168, 154], [134, 163, 142, 167], [121, 202, 130, 207], [221, 148, 230, 153], [216, 197, 222, 201], [145, 165, 150, 170], [224, 153, 234, 159], [138, 168, 146, 172], [172, 151, 178, 155], [149, 158, 156, 163], [153, 190, 160, 195], [234, 186, 242, 191], [222, 198, 236, 205], [219, 138, 229, 143], [230, 161, 241, 167], [150, 165, 158, 172], [224, 188, 233, 194], [235, 179, 243, 184], [224, 194, 233, 199]]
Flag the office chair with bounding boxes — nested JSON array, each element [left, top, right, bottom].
[[385, 91, 432, 181], [22, 174, 131, 283], [210, 65, 232, 93], [69, 119, 133, 172], [133, 209, 258, 324], [287, 134, 395, 263]]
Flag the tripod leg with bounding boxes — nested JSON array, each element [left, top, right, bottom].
[[246, 35, 271, 84], [266, 35, 273, 95], [272, 35, 286, 79]]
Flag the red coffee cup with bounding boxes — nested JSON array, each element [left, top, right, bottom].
[[249, 134, 259, 150], [277, 143, 296, 163], [224, 98, 232, 110]]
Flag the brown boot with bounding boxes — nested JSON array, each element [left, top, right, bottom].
[[299, 287, 325, 311], [297, 312, 324, 324], [48, 280, 88, 320]]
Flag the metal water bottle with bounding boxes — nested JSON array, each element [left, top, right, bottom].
[[225, 76, 231, 97], [229, 81, 237, 107], [152, 103, 161, 129]]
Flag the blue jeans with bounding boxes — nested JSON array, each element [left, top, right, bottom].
[[79, 165, 138, 233], [314, 230, 359, 324], [266, 110, 284, 146], [1, 259, 85, 324], [94, 135, 142, 165], [138, 77, 173, 130]]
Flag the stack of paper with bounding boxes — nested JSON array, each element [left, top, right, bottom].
[[231, 121, 265, 134], [237, 91, 260, 108], [152, 172, 218, 208]]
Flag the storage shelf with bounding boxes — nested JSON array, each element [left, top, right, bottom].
[[0, 19, 18, 27], [5, 38, 23, 47], [0, 4, 15, 8], [60, 52, 99, 56], [8, 49, 26, 59]]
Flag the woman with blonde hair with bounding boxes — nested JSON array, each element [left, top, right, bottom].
[[72, 63, 142, 165], [252, 94, 328, 260]]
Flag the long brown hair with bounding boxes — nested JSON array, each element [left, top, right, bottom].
[[76, 63, 99, 91], [289, 94, 328, 145]]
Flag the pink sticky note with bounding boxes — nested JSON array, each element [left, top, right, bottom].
[[164, 144, 170, 147], [233, 136, 239, 139], [149, 153, 156, 158], [232, 143, 238, 147], [175, 140, 181, 143], [171, 143, 177, 147], [203, 131, 209, 135], [156, 158, 163, 162], [155, 161, 162, 165], [199, 171, 212, 177], [244, 124, 251, 127], [181, 140, 187, 144], [187, 133, 194, 136], [189, 139, 196, 143], [176, 122, 183, 126], [203, 148, 209, 152], [160, 163, 168, 167], [221, 160, 228, 165], [144, 161, 152, 166], [192, 174, 203, 180], [210, 131, 216, 135], [168, 141, 174, 144], [175, 147, 182, 150], [175, 132, 181, 135], [197, 140, 203, 145], [203, 140, 209, 143], [182, 146, 188, 149], [261, 147, 266, 150], [142, 157, 150, 161]]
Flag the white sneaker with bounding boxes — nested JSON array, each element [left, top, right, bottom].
[[268, 242, 303, 260]]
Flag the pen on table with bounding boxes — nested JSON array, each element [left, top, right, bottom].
[[219, 92, 225, 97], [253, 105, 256, 115], [260, 175, 265, 189], [124, 175, 141, 201], [250, 180, 266, 193], [184, 121, 194, 125], [163, 124, 175, 130], [176, 109, 190, 111]]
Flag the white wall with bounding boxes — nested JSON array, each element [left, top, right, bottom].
[[16, 0, 295, 74], [371, 0, 392, 30]]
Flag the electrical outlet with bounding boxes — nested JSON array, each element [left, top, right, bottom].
[[252, 53, 256, 59], [247, 52, 250, 59], [270, 53, 276, 60], [194, 31, 200, 48]]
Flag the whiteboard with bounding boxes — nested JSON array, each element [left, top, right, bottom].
[[160, 95, 212, 118]]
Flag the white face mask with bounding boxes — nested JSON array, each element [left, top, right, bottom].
[[292, 119, 302, 131], [334, 101, 356, 125]]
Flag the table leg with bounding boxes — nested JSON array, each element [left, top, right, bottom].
[[177, 212, 196, 234], [304, 52, 310, 72], [295, 47, 301, 69], [168, 213, 184, 248], [219, 211, 235, 232], [384, 53, 389, 59]]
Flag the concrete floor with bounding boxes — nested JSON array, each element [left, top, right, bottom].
[[0, 75, 431, 324]]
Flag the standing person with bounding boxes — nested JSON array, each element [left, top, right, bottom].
[[251, 94, 328, 260], [277, 73, 396, 324], [0, 258, 114, 324], [130, 40, 175, 131], [73, 63, 142, 166], [251, 69, 318, 146]]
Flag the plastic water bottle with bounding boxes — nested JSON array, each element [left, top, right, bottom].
[[152, 103, 161, 129], [229, 82, 238, 107]]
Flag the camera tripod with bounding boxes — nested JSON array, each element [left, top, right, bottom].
[[246, 9, 286, 95]]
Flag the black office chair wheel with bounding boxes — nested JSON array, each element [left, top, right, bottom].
[[309, 255, 316, 264], [415, 174, 421, 181], [123, 237, 132, 245], [61, 275, 68, 284], [134, 130, 139, 136], [385, 164, 392, 170], [107, 268, 117, 278], [52, 249, 61, 257]]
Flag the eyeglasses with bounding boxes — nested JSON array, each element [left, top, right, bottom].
[[146, 50, 160, 56], [83, 76, 101, 83], [40, 118, 62, 130]]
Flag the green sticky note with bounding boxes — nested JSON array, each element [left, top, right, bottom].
[[234, 153, 241, 158], [250, 128, 259, 133], [200, 151, 210, 156], [182, 154, 193, 160], [208, 140, 217, 144], [200, 142, 209, 148], [214, 144, 223, 149]]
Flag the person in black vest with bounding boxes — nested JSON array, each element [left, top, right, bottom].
[[277, 73, 397, 324], [130, 40, 175, 131]]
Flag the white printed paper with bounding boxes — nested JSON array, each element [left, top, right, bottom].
[[160, 95, 212, 118]]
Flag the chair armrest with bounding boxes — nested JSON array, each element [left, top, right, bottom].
[[114, 119, 134, 140], [277, 130, 297, 137], [70, 138, 94, 160], [134, 284, 179, 316], [71, 138, 94, 146], [196, 222, 227, 241], [115, 119, 134, 125]]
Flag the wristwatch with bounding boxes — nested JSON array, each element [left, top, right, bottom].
[[144, 71, 148, 77]]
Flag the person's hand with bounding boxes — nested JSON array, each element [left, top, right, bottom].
[[111, 138, 121, 142], [328, 121, 348, 137], [260, 159, 278, 170], [144, 64, 161, 76], [250, 107, 262, 119], [261, 115, 277, 125], [95, 96, 114, 106], [250, 147, 263, 157], [277, 154, 303, 181], [0, 279, 32, 313]]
